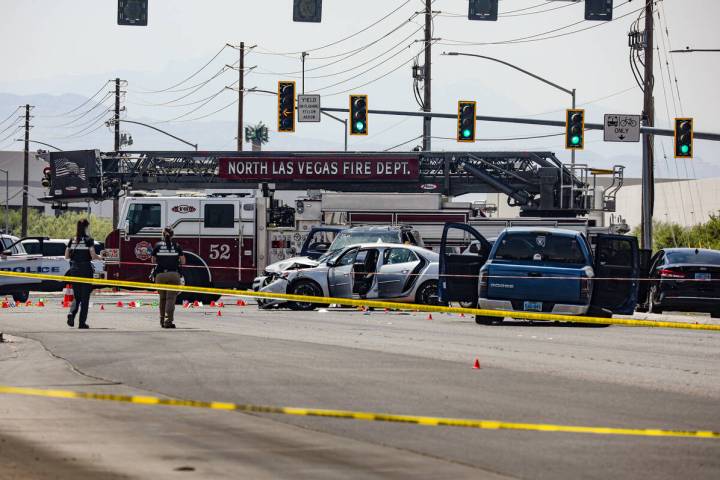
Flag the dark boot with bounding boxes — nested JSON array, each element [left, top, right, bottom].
[[67, 314, 75, 327], [78, 323, 89, 329]]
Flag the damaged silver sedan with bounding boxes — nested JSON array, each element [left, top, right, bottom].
[[258, 243, 442, 310]]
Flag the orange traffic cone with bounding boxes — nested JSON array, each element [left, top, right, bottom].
[[217, 310, 222, 317], [36, 299, 45, 307], [25, 300, 32, 307], [116, 300, 124, 307], [473, 358, 481, 369], [427, 313, 433, 321], [210, 301, 216, 307], [100, 304, 105, 311], [460, 313, 465, 318], [217, 301, 224, 308], [62, 284, 74, 308], [1, 298, 8, 309], [236, 299, 246, 306], [193, 300, 200, 308]]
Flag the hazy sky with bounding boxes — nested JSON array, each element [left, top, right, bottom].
[[1, 0, 719, 178]]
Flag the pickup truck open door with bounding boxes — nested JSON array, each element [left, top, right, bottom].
[[438, 223, 491, 304], [590, 234, 640, 315]]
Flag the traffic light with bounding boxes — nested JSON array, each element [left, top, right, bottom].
[[674, 118, 693, 158], [118, 0, 148, 26], [468, 0, 498, 21], [457, 101, 476, 142], [565, 109, 585, 150], [293, 0, 322, 22], [277, 81, 296, 133], [585, 0, 614, 21], [42, 167, 51, 188], [349, 95, 368, 136]]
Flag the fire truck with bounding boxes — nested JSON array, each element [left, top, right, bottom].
[[43, 150, 626, 299]]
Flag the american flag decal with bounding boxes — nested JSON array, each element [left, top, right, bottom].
[[54, 158, 87, 181]]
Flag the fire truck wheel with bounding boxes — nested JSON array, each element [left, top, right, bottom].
[[12, 290, 29, 303], [288, 280, 327, 311], [416, 281, 444, 306], [176, 266, 219, 305]]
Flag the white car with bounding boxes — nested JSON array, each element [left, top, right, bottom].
[[0, 235, 104, 302], [259, 243, 442, 311]]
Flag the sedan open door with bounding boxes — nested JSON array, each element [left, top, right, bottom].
[[438, 223, 491, 305], [590, 234, 640, 315]]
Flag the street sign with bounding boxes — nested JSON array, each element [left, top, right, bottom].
[[297, 94, 321, 123], [604, 114, 641, 142]]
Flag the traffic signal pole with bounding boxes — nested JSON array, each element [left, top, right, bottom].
[[641, 0, 655, 251], [422, 0, 432, 151]]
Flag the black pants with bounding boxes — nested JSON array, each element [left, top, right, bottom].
[[70, 281, 93, 326]]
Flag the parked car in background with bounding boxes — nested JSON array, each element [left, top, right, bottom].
[[259, 243, 441, 310], [637, 248, 720, 318], [439, 224, 640, 324], [253, 225, 424, 291], [20, 238, 105, 279]]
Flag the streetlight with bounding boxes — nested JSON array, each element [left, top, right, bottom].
[[0, 168, 8, 234], [442, 51, 577, 166], [105, 119, 198, 151]]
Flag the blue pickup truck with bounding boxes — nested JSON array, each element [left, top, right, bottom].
[[438, 224, 640, 324]]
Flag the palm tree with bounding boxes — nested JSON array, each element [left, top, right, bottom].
[[244, 122, 269, 152]]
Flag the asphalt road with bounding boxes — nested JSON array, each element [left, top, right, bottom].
[[1, 293, 719, 479]]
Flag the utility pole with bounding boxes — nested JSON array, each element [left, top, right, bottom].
[[238, 41, 245, 151], [21, 104, 31, 237], [113, 78, 121, 228], [640, 0, 655, 250], [422, 0, 432, 151]]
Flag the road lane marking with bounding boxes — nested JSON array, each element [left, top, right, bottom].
[[0, 385, 717, 439]]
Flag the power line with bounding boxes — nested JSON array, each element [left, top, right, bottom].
[[437, 0, 638, 47], [40, 92, 114, 128], [135, 44, 230, 94], [34, 81, 111, 118], [256, 0, 414, 58], [0, 107, 21, 127]]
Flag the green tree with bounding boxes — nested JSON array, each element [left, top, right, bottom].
[[6, 209, 113, 242], [633, 214, 720, 251]]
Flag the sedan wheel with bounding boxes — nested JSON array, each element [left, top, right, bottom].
[[648, 287, 663, 314], [288, 280, 326, 311], [416, 281, 443, 306]]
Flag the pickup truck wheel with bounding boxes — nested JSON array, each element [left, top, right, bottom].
[[12, 290, 29, 303], [415, 281, 444, 306], [288, 280, 327, 311], [475, 315, 496, 325]]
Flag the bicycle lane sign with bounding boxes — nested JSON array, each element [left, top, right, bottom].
[[604, 114, 641, 142]]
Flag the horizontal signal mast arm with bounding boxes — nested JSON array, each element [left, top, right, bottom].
[[319, 107, 720, 142]]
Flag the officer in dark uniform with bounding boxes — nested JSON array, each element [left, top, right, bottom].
[[65, 219, 101, 329], [151, 227, 186, 328]]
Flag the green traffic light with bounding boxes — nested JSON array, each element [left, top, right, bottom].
[[462, 129, 472, 138], [571, 135, 581, 145], [355, 121, 365, 132], [680, 144, 690, 154]]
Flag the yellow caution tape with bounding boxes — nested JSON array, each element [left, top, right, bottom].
[[0, 385, 716, 439], [1, 270, 719, 332]]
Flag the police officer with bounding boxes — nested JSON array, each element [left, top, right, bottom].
[[65, 219, 101, 329], [151, 227, 186, 328]]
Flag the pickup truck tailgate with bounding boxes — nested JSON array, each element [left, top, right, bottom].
[[487, 263, 584, 303]]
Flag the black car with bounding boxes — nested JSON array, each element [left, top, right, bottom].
[[638, 248, 720, 318]]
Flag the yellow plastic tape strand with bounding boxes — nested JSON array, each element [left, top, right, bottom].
[[0, 385, 717, 439], [1, 270, 719, 332]]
